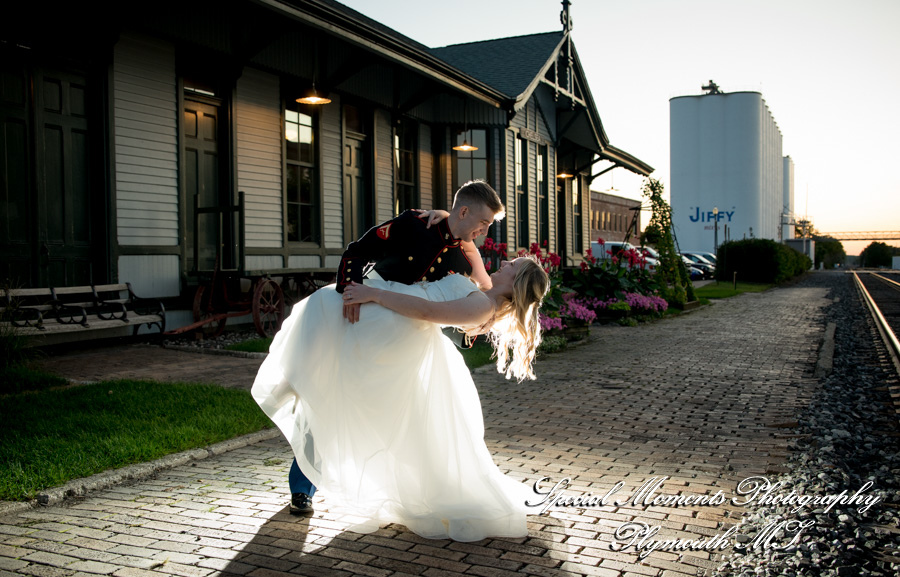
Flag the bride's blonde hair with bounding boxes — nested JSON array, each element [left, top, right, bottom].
[[485, 256, 550, 381]]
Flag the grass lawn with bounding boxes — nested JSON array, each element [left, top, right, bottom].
[[694, 281, 774, 299], [459, 338, 495, 370], [227, 337, 273, 353], [0, 372, 273, 501], [0, 365, 68, 395]]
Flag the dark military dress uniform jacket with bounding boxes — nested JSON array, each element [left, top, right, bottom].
[[336, 210, 474, 293]]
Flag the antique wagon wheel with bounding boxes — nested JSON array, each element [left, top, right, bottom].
[[192, 284, 226, 338], [253, 278, 285, 337]]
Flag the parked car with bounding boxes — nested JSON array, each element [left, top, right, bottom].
[[680, 256, 705, 280], [681, 253, 715, 279], [640, 245, 661, 260], [684, 251, 717, 264], [591, 240, 635, 259], [591, 241, 657, 271]]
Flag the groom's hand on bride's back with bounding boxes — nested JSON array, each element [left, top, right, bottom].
[[343, 302, 361, 324]]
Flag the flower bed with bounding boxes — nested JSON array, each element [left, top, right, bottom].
[[491, 234, 673, 340]]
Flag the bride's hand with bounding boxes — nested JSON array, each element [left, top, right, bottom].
[[342, 282, 380, 305], [414, 209, 450, 228]]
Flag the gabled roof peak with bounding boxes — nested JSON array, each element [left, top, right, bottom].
[[434, 30, 562, 51], [429, 32, 564, 99]]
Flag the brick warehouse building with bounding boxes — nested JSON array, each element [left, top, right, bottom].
[[590, 190, 642, 246]]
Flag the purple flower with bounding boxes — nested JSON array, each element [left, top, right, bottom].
[[539, 313, 566, 331]]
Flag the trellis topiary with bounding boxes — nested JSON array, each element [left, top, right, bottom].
[[642, 178, 695, 306]]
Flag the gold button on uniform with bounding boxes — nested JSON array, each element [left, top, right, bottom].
[[437, 257, 442, 263], [430, 267, 435, 272], [443, 248, 448, 253], [408, 256, 413, 261]]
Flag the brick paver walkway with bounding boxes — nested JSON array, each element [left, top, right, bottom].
[[1, 282, 831, 577]]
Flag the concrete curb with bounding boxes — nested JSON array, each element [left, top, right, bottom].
[[814, 321, 837, 378], [161, 343, 268, 359], [0, 428, 280, 518]]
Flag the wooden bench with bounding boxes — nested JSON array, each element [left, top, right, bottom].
[[1, 283, 166, 340]]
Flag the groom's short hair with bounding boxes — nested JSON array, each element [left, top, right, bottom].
[[452, 180, 505, 219]]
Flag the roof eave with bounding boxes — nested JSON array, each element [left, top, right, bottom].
[[569, 44, 610, 148], [567, 45, 652, 176], [253, 0, 511, 108], [601, 144, 655, 176]]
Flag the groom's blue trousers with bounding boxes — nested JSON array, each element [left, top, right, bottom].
[[289, 458, 316, 496]]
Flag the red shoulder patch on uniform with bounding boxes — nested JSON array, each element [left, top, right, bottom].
[[377, 223, 392, 240]]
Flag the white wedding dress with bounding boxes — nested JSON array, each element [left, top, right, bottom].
[[251, 273, 531, 541]]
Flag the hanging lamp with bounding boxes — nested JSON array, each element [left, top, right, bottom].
[[556, 156, 573, 179], [297, 37, 331, 105], [605, 171, 619, 194], [452, 99, 478, 151], [296, 83, 331, 105]]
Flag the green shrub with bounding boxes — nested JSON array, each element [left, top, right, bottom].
[[1, 285, 33, 369], [0, 324, 31, 370], [716, 239, 811, 284], [537, 335, 567, 356]]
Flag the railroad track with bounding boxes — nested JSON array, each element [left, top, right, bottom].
[[852, 271, 900, 416]]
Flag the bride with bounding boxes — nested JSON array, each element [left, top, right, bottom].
[[251, 256, 549, 541]]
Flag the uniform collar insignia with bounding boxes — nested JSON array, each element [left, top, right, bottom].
[[438, 220, 461, 244]]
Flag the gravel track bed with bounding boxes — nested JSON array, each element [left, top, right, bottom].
[[713, 273, 900, 576]]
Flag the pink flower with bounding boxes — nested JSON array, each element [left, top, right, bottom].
[[558, 294, 598, 324], [539, 313, 566, 331]]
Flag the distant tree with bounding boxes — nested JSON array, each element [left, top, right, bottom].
[[794, 219, 817, 239], [859, 241, 896, 268], [812, 236, 846, 269], [640, 222, 664, 247]]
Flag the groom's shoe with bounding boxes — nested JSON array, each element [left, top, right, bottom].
[[290, 492, 314, 515]]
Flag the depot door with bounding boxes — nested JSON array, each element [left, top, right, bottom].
[[0, 57, 101, 287], [342, 104, 373, 243], [183, 97, 236, 272]]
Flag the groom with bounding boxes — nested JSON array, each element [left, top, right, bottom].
[[288, 179, 505, 515]]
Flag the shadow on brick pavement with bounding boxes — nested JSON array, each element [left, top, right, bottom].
[[0, 276, 834, 577]]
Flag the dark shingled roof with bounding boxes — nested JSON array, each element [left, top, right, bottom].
[[310, 0, 432, 52], [429, 31, 564, 99]]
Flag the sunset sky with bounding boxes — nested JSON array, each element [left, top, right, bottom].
[[338, 0, 900, 255]]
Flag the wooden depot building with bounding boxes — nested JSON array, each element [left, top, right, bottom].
[[0, 0, 652, 333]]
